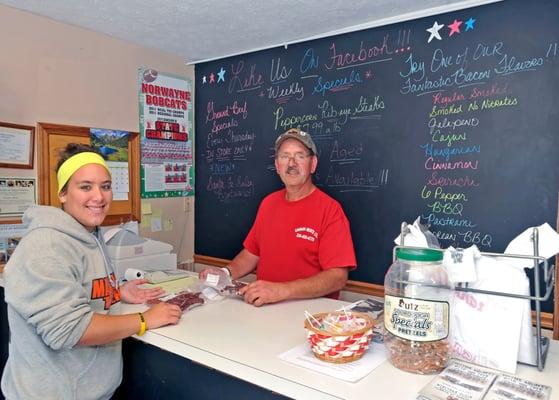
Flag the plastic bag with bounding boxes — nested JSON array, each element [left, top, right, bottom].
[[198, 267, 248, 301], [450, 255, 527, 374], [203, 267, 230, 291], [147, 290, 205, 313]]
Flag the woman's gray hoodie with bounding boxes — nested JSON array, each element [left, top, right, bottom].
[[1, 205, 122, 400]]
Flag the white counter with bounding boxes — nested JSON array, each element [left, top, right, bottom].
[[122, 296, 559, 400]]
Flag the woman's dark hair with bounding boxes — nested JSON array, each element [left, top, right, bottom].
[[56, 143, 107, 196], [55, 143, 105, 172]]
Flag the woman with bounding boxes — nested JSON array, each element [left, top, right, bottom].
[[1, 143, 181, 399]]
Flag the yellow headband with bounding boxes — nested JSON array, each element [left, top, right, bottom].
[[57, 152, 111, 194]]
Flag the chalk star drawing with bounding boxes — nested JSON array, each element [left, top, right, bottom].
[[426, 21, 444, 43], [465, 17, 476, 31], [448, 19, 463, 36], [217, 67, 226, 82]]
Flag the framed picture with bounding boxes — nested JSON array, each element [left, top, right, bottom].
[[0, 222, 28, 272], [0, 122, 35, 169], [37, 122, 140, 225], [0, 177, 37, 217]]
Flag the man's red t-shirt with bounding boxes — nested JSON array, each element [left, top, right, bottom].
[[243, 188, 356, 299]]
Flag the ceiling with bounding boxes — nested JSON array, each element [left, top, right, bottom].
[[0, 0, 500, 64]]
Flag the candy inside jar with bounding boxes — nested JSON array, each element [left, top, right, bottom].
[[384, 248, 452, 374], [385, 335, 450, 374]]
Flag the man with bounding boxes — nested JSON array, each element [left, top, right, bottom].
[[202, 128, 356, 306]]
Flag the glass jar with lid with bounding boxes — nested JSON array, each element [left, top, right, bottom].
[[384, 247, 451, 374]]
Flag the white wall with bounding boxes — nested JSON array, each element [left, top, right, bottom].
[[0, 5, 195, 262]]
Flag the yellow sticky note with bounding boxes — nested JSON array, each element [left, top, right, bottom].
[[141, 202, 152, 215], [140, 215, 151, 228], [152, 207, 162, 218], [164, 218, 174, 231]]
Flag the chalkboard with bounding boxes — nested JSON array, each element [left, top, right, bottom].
[[195, 0, 559, 311]]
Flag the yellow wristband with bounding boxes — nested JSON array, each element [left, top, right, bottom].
[[137, 312, 147, 336]]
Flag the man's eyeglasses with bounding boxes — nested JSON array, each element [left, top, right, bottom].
[[277, 152, 311, 163]]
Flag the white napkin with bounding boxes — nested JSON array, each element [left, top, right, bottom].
[[503, 223, 559, 269], [393, 216, 440, 248], [443, 245, 479, 283]]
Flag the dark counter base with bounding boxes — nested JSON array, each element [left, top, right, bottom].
[[1, 290, 290, 400], [116, 338, 291, 400]]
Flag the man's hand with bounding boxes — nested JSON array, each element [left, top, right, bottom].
[[198, 266, 226, 281], [238, 268, 348, 306], [238, 280, 289, 307], [120, 279, 165, 304]]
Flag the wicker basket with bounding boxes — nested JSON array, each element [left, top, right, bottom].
[[304, 311, 374, 363]]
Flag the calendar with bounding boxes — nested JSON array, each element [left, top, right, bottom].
[[108, 161, 129, 201]]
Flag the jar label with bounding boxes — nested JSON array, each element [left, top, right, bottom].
[[384, 295, 449, 342]]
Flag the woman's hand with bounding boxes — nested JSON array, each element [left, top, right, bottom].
[[144, 302, 182, 329], [120, 279, 165, 304]]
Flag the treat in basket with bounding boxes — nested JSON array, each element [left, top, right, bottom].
[[304, 311, 374, 363]]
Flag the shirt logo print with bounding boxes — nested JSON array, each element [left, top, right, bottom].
[[91, 273, 121, 310], [294, 226, 318, 242]]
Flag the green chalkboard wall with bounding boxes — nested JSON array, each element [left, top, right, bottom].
[[195, 0, 559, 311]]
